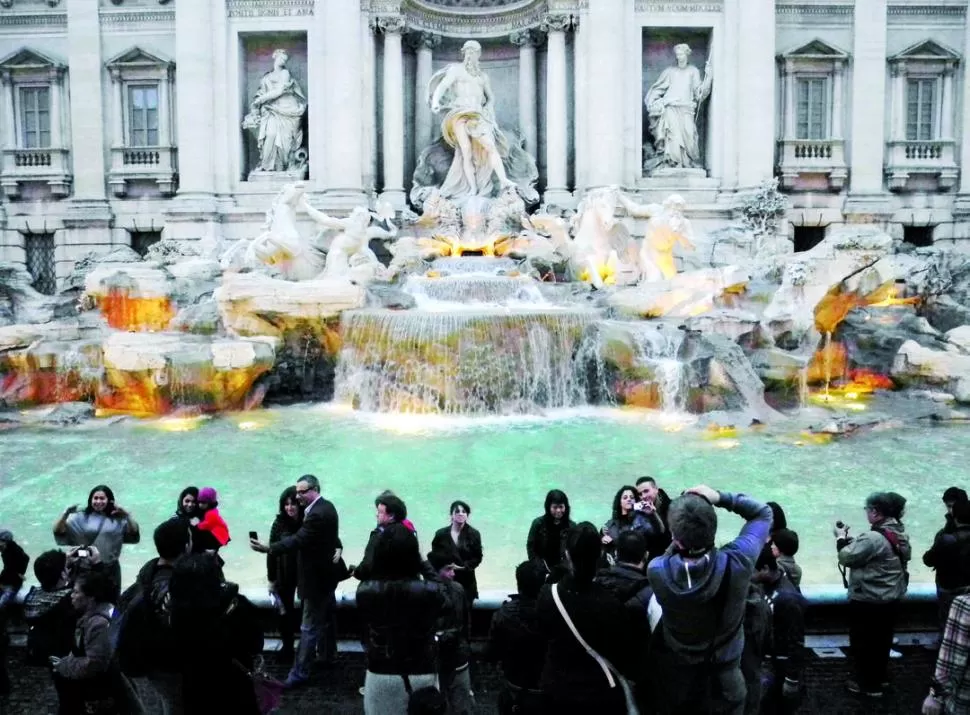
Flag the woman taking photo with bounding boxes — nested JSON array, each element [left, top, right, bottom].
[[268, 486, 303, 661], [431, 500, 483, 608], [53, 485, 139, 601], [601, 485, 664, 566]]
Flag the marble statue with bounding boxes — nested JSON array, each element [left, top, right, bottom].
[[302, 199, 396, 283], [569, 187, 637, 289], [618, 192, 695, 282], [644, 44, 713, 172], [242, 49, 308, 176], [411, 40, 538, 207], [220, 182, 324, 281]]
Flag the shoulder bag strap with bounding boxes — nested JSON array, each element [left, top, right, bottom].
[[551, 583, 617, 689]]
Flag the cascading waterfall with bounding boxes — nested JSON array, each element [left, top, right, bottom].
[[335, 308, 596, 414], [334, 257, 599, 415]]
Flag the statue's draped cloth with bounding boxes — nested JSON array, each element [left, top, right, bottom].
[[411, 69, 538, 206], [256, 76, 307, 172]]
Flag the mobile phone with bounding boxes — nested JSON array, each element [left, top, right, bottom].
[[76, 549, 90, 558], [249, 531, 258, 541]]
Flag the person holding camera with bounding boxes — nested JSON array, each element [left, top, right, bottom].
[[834, 491, 911, 699], [646, 485, 773, 715], [601, 485, 665, 567], [53, 485, 140, 602]]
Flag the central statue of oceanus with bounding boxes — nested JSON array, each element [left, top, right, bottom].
[[410, 40, 539, 207]]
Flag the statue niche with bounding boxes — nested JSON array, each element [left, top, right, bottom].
[[642, 38, 713, 175], [242, 47, 308, 180]]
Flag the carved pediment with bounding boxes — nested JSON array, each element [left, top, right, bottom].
[[105, 46, 174, 70], [890, 39, 960, 63], [780, 38, 849, 60], [0, 46, 65, 71]]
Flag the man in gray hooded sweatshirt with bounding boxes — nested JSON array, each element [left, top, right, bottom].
[[647, 485, 772, 715]]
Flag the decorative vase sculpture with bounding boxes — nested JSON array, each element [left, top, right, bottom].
[[242, 48, 308, 179]]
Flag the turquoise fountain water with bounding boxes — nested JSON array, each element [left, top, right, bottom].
[[1, 406, 968, 594]]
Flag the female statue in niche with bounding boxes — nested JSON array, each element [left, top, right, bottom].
[[243, 48, 308, 175]]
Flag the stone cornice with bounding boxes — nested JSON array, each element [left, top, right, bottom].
[[887, 4, 966, 19], [99, 8, 175, 25], [226, 0, 314, 19], [0, 11, 66, 27]]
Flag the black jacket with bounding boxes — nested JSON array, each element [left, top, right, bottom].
[[766, 573, 807, 682], [267, 514, 301, 593], [431, 525, 483, 601], [485, 595, 546, 690], [526, 516, 574, 571], [356, 578, 446, 676], [269, 496, 340, 599], [923, 524, 970, 591], [536, 576, 635, 709]]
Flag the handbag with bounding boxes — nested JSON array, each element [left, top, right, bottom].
[[234, 656, 285, 714], [551, 583, 640, 715]]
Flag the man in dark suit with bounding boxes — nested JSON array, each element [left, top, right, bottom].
[[251, 474, 340, 687]]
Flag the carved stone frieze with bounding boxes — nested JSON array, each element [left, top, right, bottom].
[[99, 8, 175, 26], [401, 0, 547, 38], [635, 0, 722, 12], [226, 0, 313, 19]]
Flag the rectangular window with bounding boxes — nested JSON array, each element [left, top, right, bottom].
[[24, 233, 56, 295], [127, 84, 159, 146], [906, 79, 936, 141], [129, 231, 162, 258], [793, 226, 826, 253], [795, 77, 827, 140], [19, 86, 51, 149]]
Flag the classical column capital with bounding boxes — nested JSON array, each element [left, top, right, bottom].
[[407, 32, 442, 51], [376, 15, 407, 34], [108, 67, 122, 82], [0, 70, 11, 86], [510, 29, 539, 48], [890, 60, 906, 77], [48, 65, 65, 81], [540, 13, 575, 34]]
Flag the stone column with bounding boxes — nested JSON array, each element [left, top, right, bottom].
[[49, 67, 63, 148], [66, 0, 107, 201], [782, 60, 795, 139], [941, 64, 955, 140], [321, 0, 365, 203], [379, 16, 407, 208], [735, 0, 776, 188], [413, 33, 441, 156], [831, 62, 844, 138], [958, 10, 970, 202], [109, 70, 123, 147], [158, 71, 171, 147], [846, 0, 889, 211], [584, 0, 624, 188], [542, 15, 571, 203], [173, 0, 214, 199], [890, 63, 905, 141], [510, 30, 538, 157], [0, 72, 14, 149]]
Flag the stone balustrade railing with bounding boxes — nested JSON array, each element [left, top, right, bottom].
[[108, 145, 177, 197], [0, 147, 72, 199]]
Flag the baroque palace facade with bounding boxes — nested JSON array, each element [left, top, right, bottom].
[[0, 0, 967, 291]]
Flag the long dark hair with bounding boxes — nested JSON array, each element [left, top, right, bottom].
[[566, 522, 602, 585], [544, 489, 571, 523], [176, 487, 199, 519], [611, 485, 638, 521], [277, 486, 303, 527], [84, 485, 116, 517]]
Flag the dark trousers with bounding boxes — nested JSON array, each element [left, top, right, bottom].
[[848, 599, 898, 692], [277, 584, 299, 655], [290, 589, 335, 681]]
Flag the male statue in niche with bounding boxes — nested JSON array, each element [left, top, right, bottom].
[[243, 48, 308, 177], [644, 43, 713, 173], [411, 40, 538, 207]]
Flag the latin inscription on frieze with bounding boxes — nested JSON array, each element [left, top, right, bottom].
[[227, 0, 314, 18], [635, 0, 722, 12]]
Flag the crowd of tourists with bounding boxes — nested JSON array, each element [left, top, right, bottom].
[[1, 477, 970, 714]]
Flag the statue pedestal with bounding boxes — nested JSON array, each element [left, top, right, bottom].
[[247, 169, 308, 184], [635, 169, 720, 205]]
